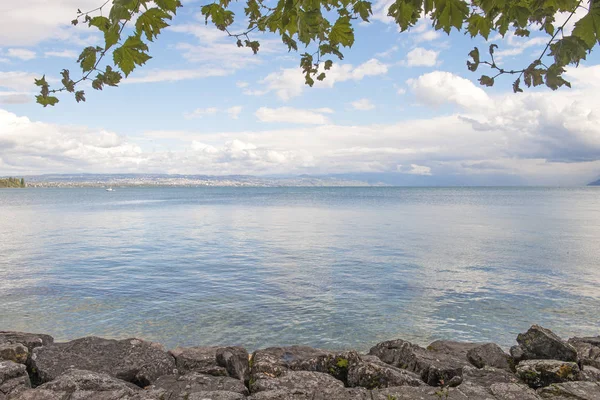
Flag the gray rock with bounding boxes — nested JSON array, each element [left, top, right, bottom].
[[462, 365, 519, 387], [0, 333, 53, 354], [467, 343, 512, 371], [0, 361, 30, 399], [510, 345, 525, 363], [216, 347, 250, 382], [515, 325, 578, 362], [9, 369, 142, 400], [30, 337, 176, 387], [188, 391, 247, 400], [346, 355, 423, 389], [581, 366, 600, 382], [249, 389, 312, 400], [373, 386, 471, 400], [250, 371, 343, 393], [250, 346, 359, 384], [0, 344, 28, 365], [427, 340, 481, 359], [312, 387, 371, 400], [169, 347, 228, 376], [569, 337, 600, 369], [369, 338, 465, 386], [489, 382, 542, 400], [516, 360, 581, 389], [537, 381, 600, 400], [152, 372, 249, 398]]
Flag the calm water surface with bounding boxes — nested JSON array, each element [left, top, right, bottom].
[[0, 187, 599, 350]]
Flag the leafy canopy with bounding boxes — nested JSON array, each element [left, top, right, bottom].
[[36, 0, 600, 106]]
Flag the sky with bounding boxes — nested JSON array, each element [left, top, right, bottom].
[[1, 0, 600, 185]]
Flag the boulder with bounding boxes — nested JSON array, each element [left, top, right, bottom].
[[368, 339, 465, 386], [169, 347, 228, 376], [569, 337, 600, 369], [346, 355, 423, 389], [514, 325, 578, 362], [537, 381, 600, 400], [0, 332, 53, 354], [9, 369, 142, 400], [581, 366, 600, 382], [188, 392, 247, 400], [311, 386, 371, 400], [0, 344, 28, 365], [250, 346, 359, 384], [30, 337, 176, 387], [461, 365, 519, 387], [516, 360, 580, 389], [467, 343, 512, 371], [250, 371, 343, 393], [249, 389, 312, 400], [426, 340, 481, 359], [0, 361, 30, 399], [373, 386, 472, 400], [216, 347, 250, 382], [489, 382, 542, 400], [152, 372, 249, 397]]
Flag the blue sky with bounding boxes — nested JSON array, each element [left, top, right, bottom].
[[1, 0, 600, 185]]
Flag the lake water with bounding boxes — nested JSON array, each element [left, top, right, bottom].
[[1, 187, 599, 351]]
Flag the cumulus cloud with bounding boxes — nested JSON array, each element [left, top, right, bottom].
[[44, 50, 78, 58], [257, 59, 389, 100], [407, 71, 491, 109], [255, 107, 332, 125], [124, 68, 231, 84], [351, 99, 376, 110], [404, 47, 439, 67], [227, 106, 243, 120]]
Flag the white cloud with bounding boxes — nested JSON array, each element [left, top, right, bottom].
[[351, 99, 376, 111], [255, 107, 331, 125], [6, 48, 36, 60], [494, 35, 548, 60], [124, 68, 231, 84], [258, 59, 389, 100], [408, 71, 491, 110], [236, 81, 249, 88], [397, 88, 406, 95], [227, 106, 242, 120], [404, 47, 439, 67], [376, 46, 399, 58], [0, 92, 32, 104], [44, 50, 78, 58], [184, 107, 219, 119], [0, 0, 102, 46], [408, 164, 432, 175], [0, 71, 40, 92]]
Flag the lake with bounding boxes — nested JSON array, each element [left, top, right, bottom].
[[1, 187, 599, 350]]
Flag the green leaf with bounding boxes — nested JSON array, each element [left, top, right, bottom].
[[545, 64, 570, 90], [89, 16, 110, 32], [60, 69, 75, 92], [549, 36, 588, 66], [34, 76, 48, 87], [155, 0, 180, 13], [466, 14, 491, 39], [316, 72, 326, 81], [78, 46, 98, 73], [467, 47, 479, 71], [572, 5, 600, 48], [479, 75, 494, 87], [514, 28, 530, 37], [489, 44, 498, 56], [75, 90, 86, 103], [330, 16, 354, 47], [324, 60, 333, 70], [353, 0, 372, 22], [434, 0, 469, 34], [35, 95, 59, 107], [113, 36, 151, 76], [135, 8, 171, 41], [104, 66, 122, 86]]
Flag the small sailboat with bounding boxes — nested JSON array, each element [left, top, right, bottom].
[[106, 187, 115, 192]]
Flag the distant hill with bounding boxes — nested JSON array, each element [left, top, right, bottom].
[[0, 177, 25, 188], [589, 178, 600, 186]]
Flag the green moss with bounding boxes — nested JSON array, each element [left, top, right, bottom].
[[336, 358, 349, 369]]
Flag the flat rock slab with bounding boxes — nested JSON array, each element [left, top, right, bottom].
[[30, 337, 176, 387], [513, 325, 577, 363], [187, 391, 247, 400], [489, 382, 542, 400], [250, 371, 343, 393], [346, 355, 423, 389], [461, 365, 519, 387], [537, 381, 600, 400], [169, 346, 249, 381], [373, 386, 472, 400], [152, 372, 249, 397], [369, 338, 466, 386], [0, 361, 31, 399], [516, 360, 580, 389], [9, 369, 140, 400]]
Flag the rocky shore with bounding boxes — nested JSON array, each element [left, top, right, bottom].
[[1, 325, 599, 399]]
